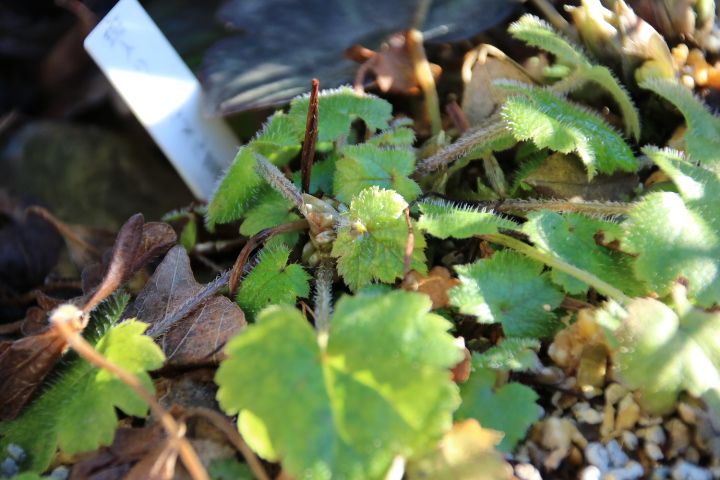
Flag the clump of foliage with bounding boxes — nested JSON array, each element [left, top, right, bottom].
[[5, 7, 720, 480]]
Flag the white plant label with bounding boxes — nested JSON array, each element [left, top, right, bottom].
[[84, 0, 239, 199]]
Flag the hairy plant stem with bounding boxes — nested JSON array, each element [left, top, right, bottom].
[[406, 28, 442, 136], [414, 114, 507, 177], [313, 259, 334, 333], [254, 152, 303, 209], [488, 198, 632, 217], [482, 233, 631, 305], [50, 307, 209, 480]]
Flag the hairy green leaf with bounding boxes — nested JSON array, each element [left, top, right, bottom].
[[288, 87, 392, 143], [240, 188, 300, 247], [624, 147, 720, 306], [472, 339, 541, 372], [365, 120, 415, 147], [456, 368, 541, 452], [523, 211, 642, 296], [216, 291, 461, 480], [417, 200, 517, 239], [332, 187, 426, 291], [236, 245, 311, 317], [450, 250, 564, 337], [509, 15, 640, 139], [598, 295, 720, 416], [207, 147, 264, 227], [334, 144, 420, 203], [498, 81, 637, 177], [0, 298, 164, 472], [641, 79, 720, 169]]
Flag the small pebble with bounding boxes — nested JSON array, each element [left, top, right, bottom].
[[652, 466, 672, 479], [514, 462, 543, 480], [605, 460, 644, 480], [601, 403, 616, 440], [0, 457, 19, 478], [6, 444, 25, 463], [671, 460, 712, 480], [616, 394, 641, 432], [49, 465, 70, 480], [644, 442, 664, 461], [573, 402, 604, 424], [685, 447, 701, 464], [638, 415, 664, 427], [665, 419, 690, 458], [580, 465, 602, 480], [585, 442, 610, 471], [621, 431, 638, 451], [638, 425, 667, 446], [677, 403, 697, 425], [607, 439, 630, 468], [605, 383, 628, 406]]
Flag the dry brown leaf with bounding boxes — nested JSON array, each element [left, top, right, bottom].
[[69, 425, 166, 480], [461, 44, 535, 126], [520, 153, 638, 201], [127, 246, 245, 368], [406, 419, 512, 480], [548, 308, 608, 374], [402, 266, 460, 310], [349, 33, 441, 95], [451, 337, 472, 384]]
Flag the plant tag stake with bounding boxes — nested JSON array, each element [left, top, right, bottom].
[[84, 0, 239, 199]]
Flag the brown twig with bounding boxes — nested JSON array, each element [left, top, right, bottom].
[[406, 29, 442, 136], [402, 208, 414, 280], [183, 407, 270, 480], [26, 206, 102, 259], [51, 306, 209, 480], [300, 79, 320, 193], [229, 219, 310, 296]]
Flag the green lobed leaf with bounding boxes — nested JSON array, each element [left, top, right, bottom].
[[472, 339, 541, 372], [497, 81, 637, 178], [450, 250, 564, 338], [641, 79, 720, 170], [216, 290, 461, 480], [0, 298, 164, 472], [288, 87, 393, 143], [248, 112, 304, 165], [456, 368, 542, 452], [365, 120, 416, 147], [509, 15, 640, 139], [334, 144, 421, 203], [417, 200, 517, 239], [623, 147, 720, 306], [598, 295, 720, 416], [523, 211, 643, 296], [332, 187, 426, 291], [236, 245, 311, 317]]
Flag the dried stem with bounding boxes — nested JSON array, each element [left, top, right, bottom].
[[313, 259, 334, 333], [414, 114, 507, 177], [183, 407, 270, 480], [406, 29, 442, 136], [490, 198, 631, 217], [229, 219, 310, 296], [254, 152, 303, 209], [50, 307, 209, 480], [26, 206, 102, 259], [301, 79, 320, 193], [445, 97, 470, 134], [402, 208, 415, 280], [482, 233, 631, 305]]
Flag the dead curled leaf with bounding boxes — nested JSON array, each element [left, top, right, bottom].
[[349, 32, 441, 95], [406, 419, 512, 480], [127, 246, 245, 368], [402, 266, 460, 310]]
